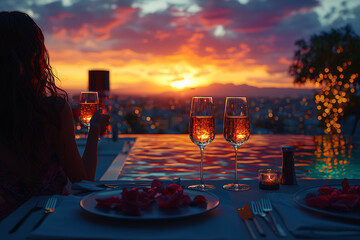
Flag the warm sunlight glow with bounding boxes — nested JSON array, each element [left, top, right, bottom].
[[50, 47, 285, 95], [11, 0, 357, 95], [171, 77, 193, 89]]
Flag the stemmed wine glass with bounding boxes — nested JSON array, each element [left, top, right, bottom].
[[79, 91, 99, 132], [223, 97, 251, 191], [188, 97, 216, 191]]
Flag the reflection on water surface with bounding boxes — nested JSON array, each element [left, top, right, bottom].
[[117, 134, 360, 181]]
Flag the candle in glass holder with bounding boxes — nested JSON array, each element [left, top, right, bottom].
[[258, 169, 279, 190]]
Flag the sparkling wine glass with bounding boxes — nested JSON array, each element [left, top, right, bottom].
[[79, 91, 99, 131], [223, 97, 251, 191], [188, 97, 216, 191]]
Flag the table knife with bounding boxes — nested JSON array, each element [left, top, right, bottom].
[[238, 206, 257, 240]]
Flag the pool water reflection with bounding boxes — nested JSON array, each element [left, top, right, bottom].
[[117, 134, 360, 181]]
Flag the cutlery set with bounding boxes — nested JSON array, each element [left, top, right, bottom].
[[260, 198, 287, 237], [238, 198, 287, 240], [9, 194, 285, 239], [9, 197, 57, 234]]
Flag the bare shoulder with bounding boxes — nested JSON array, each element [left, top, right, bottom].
[[43, 96, 73, 118], [44, 96, 67, 110]]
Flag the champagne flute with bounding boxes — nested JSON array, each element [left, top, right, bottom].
[[79, 91, 99, 132], [223, 97, 250, 191], [188, 97, 216, 191]]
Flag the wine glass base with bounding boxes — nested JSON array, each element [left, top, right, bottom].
[[223, 183, 250, 191], [187, 184, 216, 191]]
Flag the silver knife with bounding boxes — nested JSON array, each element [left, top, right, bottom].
[[238, 206, 257, 240]]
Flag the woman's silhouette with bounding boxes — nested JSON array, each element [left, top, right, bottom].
[[0, 11, 110, 220]]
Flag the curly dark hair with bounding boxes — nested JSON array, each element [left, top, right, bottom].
[[0, 11, 68, 180]]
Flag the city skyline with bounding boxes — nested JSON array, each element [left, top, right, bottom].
[[1, 0, 360, 95]]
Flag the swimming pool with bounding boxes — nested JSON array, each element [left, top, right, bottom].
[[117, 134, 360, 181]]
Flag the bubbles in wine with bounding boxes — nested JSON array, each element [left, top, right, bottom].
[[79, 103, 98, 127], [189, 116, 215, 147], [223, 116, 250, 146]]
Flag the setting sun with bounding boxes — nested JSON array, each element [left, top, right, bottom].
[[4, 0, 358, 95], [171, 77, 193, 89]]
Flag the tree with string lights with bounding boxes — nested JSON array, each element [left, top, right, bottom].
[[289, 25, 360, 134]]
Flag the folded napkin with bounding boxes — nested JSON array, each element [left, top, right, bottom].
[[268, 193, 360, 238], [29, 193, 234, 240], [71, 178, 181, 192]]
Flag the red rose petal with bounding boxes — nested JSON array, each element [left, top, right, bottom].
[[328, 191, 339, 201], [349, 185, 360, 194], [190, 195, 207, 208], [181, 193, 191, 206], [151, 179, 165, 194], [96, 179, 213, 215], [122, 188, 140, 202], [305, 193, 316, 199], [305, 194, 330, 209], [305, 179, 360, 212], [140, 188, 156, 204], [318, 194, 330, 202], [121, 199, 142, 216], [165, 183, 183, 195], [338, 194, 359, 201], [194, 195, 207, 204], [157, 189, 184, 209], [318, 185, 338, 194]]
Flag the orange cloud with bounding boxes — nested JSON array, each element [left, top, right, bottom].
[[50, 13, 73, 21], [278, 56, 292, 65], [198, 8, 232, 29], [154, 30, 171, 41], [50, 7, 138, 42], [92, 7, 139, 40]]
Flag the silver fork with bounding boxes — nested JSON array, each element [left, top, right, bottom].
[[251, 201, 276, 234], [260, 199, 287, 237], [32, 197, 57, 231]]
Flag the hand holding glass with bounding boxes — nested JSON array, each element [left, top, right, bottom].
[[223, 97, 250, 191], [79, 92, 99, 129], [188, 97, 216, 191]]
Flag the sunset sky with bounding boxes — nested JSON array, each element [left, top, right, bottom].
[[1, 0, 360, 95]]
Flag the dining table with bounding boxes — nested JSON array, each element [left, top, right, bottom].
[[0, 179, 359, 240]]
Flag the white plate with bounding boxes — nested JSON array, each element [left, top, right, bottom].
[[80, 189, 219, 220], [294, 185, 360, 220]]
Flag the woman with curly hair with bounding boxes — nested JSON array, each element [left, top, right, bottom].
[[0, 11, 110, 220]]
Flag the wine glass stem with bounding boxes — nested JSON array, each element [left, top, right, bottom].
[[234, 146, 238, 185], [200, 146, 205, 185]]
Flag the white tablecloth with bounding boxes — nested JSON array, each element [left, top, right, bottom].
[[28, 192, 235, 240], [268, 193, 360, 238], [1, 180, 360, 240]]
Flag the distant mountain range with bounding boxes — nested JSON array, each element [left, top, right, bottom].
[[160, 83, 316, 97]]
